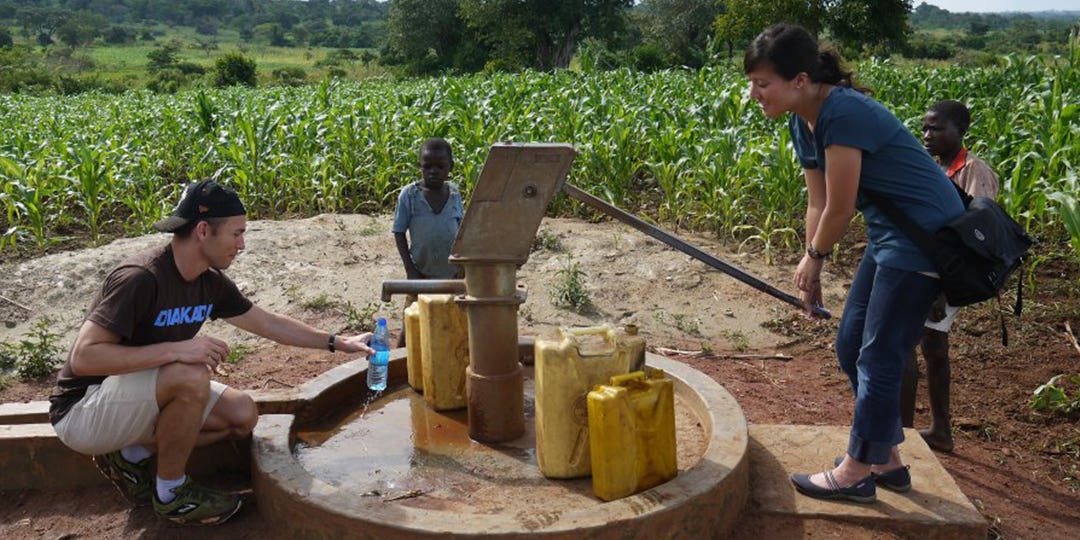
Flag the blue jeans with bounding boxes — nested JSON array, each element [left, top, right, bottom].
[[836, 254, 940, 465]]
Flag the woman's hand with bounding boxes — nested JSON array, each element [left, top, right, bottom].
[[794, 254, 825, 317]]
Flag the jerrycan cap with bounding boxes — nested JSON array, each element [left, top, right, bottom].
[[376, 318, 387, 326]]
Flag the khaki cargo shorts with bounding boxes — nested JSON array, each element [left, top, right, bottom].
[[54, 367, 226, 455]]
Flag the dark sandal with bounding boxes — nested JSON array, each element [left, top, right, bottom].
[[790, 470, 876, 503], [834, 456, 911, 493], [874, 466, 911, 493]]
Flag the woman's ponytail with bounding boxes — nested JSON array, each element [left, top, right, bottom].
[[815, 49, 870, 94]]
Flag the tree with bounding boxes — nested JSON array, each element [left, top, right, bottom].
[[16, 7, 71, 41], [55, 10, 107, 48], [383, 0, 466, 74], [714, 0, 826, 58], [825, 0, 912, 55], [213, 51, 257, 87], [637, 0, 724, 68], [147, 44, 181, 72], [460, 0, 632, 70], [102, 26, 137, 45], [0, 27, 13, 49], [254, 22, 290, 46]]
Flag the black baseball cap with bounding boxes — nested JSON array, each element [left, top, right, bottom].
[[152, 180, 247, 233]]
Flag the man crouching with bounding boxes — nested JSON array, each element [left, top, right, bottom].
[[49, 179, 373, 526]]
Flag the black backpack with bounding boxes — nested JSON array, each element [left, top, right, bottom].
[[866, 188, 1032, 342]]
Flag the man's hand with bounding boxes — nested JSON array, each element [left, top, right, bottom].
[[335, 332, 375, 357], [172, 336, 230, 368]]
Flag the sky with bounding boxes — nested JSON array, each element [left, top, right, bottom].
[[921, 1, 1079, 12]]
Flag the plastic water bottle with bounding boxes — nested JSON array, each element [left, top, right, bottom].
[[367, 318, 390, 392]]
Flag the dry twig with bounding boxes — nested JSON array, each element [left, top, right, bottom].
[[653, 346, 704, 357], [0, 294, 30, 312], [1066, 321, 1080, 359], [262, 377, 294, 389], [383, 489, 425, 502], [713, 353, 793, 361]]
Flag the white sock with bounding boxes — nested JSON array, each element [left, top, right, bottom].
[[156, 475, 186, 504], [120, 445, 152, 464]]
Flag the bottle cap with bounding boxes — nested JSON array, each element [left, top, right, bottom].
[[377, 318, 387, 326]]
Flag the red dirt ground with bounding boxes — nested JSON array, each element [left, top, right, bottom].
[[2, 242, 1079, 538]]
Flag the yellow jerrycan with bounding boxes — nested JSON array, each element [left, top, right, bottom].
[[616, 324, 646, 372], [587, 369, 677, 501], [417, 294, 470, 411], [534, 325, 638, 478], [404, 301, 423, 393]]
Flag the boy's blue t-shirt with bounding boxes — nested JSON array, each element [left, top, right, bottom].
[[789, 86, 965, 273], [391, 182, 465, 279]]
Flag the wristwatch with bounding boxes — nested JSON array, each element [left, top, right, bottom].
[[806, 245, 831, 260]]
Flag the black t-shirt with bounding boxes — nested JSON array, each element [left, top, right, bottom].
[[48, 244, 252, 425]]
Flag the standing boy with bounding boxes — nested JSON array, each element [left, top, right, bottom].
[[901, 100, 1000, 452], [391, 138, 465, 345]]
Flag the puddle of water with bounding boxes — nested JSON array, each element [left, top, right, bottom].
[[291, 373, 706, 515]]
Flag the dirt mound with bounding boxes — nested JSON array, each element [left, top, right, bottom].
[[3, 214, 1079, 539]]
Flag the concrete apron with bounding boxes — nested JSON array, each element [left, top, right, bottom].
[[1, 357, 984, 539], [745, 424, 986, 539]]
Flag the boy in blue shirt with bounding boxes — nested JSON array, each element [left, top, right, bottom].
[[391, 138, 465, 345]]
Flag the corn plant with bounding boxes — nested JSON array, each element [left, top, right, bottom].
[[1047, 173, 1080, 276], [0, 58, 1076, 262]]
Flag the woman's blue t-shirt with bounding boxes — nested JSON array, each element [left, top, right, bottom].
[[789, 86, 965, 273]]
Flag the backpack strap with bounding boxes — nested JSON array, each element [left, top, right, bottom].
[[862, 190, 944, 259], [1014, 265, 1024, 317]]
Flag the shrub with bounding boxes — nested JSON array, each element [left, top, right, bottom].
[[0, 318, 65, 380], [272, 67, 307, 86], [630, 42, 672, 72], [213, 52, 257, 87], [1030, 374, 1080, 418], [550, 257, 592, 313]]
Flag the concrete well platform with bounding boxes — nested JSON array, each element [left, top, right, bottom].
[[252, 352, 750, 539], [741, 424, 986, 539]]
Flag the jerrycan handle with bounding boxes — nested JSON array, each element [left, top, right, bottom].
[[608, 369, 666, 388], [561, 325, 618, 357], [608, 370, 646, 387]]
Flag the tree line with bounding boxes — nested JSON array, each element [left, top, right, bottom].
[[0, 0, 388, 49], [1, 0, 1078, 93]]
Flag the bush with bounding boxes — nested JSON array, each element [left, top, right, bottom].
[[55, 75, 123, 96], [1030, 374, 1080, 418], [904, 35, 956, 60], [147, 69, 187, 93], [213, 52, 256, 87], [0, 318, 64, 380], [195, 18, 219, 36], [272, 67, 307, 86], [103, 26, 136, 45], [630, 42, 672, 73], [176, 61, 206, 75], [0, 46, 53, 93], [576, 37, 624, 73], [550, 257, 593, 313]]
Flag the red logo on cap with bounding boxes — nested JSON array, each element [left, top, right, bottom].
[[198, 205, 209, 213]]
